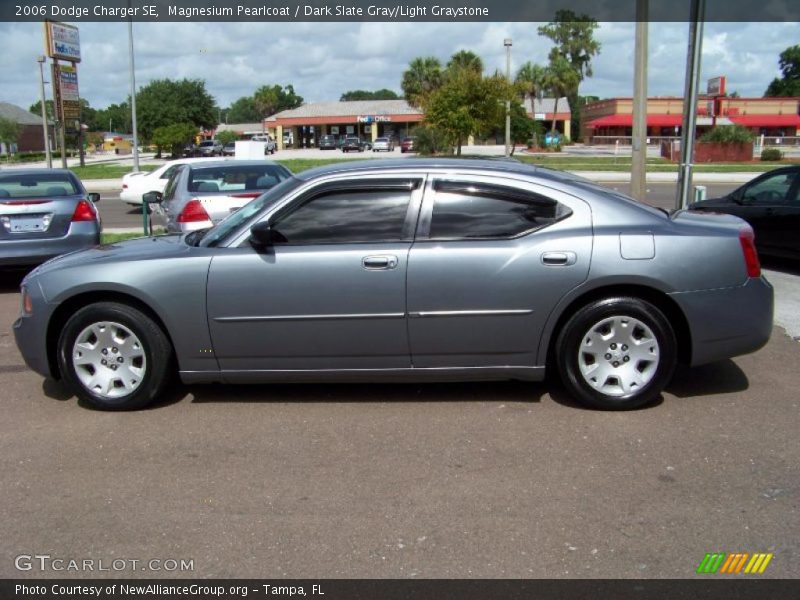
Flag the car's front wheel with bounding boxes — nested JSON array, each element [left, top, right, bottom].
[[556, 297, 677, 410], [57, 302, 173, 411]]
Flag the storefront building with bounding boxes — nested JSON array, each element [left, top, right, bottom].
[[581, 96, 800, 143], [259, 98, 572, 149]]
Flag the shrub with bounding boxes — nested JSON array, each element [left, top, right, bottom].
[[699, 125, 754, 144], [415, 125, 452, 156], [760, 148, 783, 161]]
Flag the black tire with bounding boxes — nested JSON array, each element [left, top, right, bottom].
[[555, 297, 677, 410], [57, 302, 173, 411]]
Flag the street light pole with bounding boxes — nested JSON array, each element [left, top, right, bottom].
[[631, 0, 649, 201], [36, 56, 52, 168], [504, 38, 513, 157], [127, 19, 140, 174], [676, 0, 705, 210]]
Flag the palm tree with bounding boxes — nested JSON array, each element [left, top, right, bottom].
[[446, 50, 484, 75], [515, 61, 547, 121], [401, 57, 443, 108], [543, 56, 579, 134]]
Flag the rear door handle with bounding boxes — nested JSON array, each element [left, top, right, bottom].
[[362, 255, 398, 270], [541, 251, 577, 266]]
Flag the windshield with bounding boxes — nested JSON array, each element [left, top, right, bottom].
[[188, 164, 290, 193], [198, 176, 303, 247], [0, 172, 80, 198]]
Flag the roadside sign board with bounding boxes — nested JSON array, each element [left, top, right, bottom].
[[707, 76, 726, 97], [52, 63, 81, 132], [44, 21, 81, 63]]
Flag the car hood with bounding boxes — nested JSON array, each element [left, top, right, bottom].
[[689, 197, 733, 210], [30, 234, 190, 276]]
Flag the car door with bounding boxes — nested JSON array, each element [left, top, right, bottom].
[[732, 169, 798, 253], [407, 174, 592, 369], [206, 175, 425, 373]]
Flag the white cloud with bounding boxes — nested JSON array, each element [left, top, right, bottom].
[[0, 21, 796, 113]]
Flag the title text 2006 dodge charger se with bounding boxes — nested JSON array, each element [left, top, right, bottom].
[[14, 160, 773, 411]]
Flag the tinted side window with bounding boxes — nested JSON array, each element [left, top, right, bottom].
[[160, 165, 178, 180], [429, 181, 569, 239], [272, 188, 413, 245]]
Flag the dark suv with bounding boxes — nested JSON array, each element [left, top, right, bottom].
[[319, 135, 337, 150], [341, 137, 364, 153]]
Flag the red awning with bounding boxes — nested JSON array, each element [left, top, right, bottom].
[[586, 114, 683, 128], [728, 114, 800, 128]]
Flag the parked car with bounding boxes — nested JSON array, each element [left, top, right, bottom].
[[360, 139, 373, 151], [197, 140, 223, 157], [0, 169, 101, 267], [181, 144, 198, 158], [689, 166, 799, 259], [250, 134, 277, 154], [401, 137, 417, 153], [372, 137, 395, 152], [147, 160, 292, 233], [14, 159, 773, 411], [319, 135, 337, 150], [341, 137, 365, 153], [120, 157, 228, 207], [222, 142, 236, 156]]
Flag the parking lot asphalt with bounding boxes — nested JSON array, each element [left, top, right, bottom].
[[1, 270, 797, 579]]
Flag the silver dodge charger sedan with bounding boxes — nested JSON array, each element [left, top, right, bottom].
[[14, 159, 773, 411]]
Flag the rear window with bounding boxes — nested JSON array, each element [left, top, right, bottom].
[[188, 164, 290, 193], [200, 141, 216, 147], [376, 137, 388, 142], [0, 172, 80, 199]]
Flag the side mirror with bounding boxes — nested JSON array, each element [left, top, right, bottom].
[[143, 191, 163, 204], [250, 221, 276, 247], [87, 192, 101, 203]]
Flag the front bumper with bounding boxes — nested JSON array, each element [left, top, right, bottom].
[[669, 276, 774, 366], [13, 281, 55, 379]]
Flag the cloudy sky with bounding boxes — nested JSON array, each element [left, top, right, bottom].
[[1, 20, 797, 113]]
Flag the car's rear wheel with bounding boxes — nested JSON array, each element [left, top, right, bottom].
[[57, 302, 173, 411], [556, 297, 676, 410]]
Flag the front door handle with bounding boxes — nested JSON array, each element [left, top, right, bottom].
[[362, 255, 398, 270], [541, 251, 577, 266]]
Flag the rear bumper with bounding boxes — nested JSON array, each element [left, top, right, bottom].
[[669, 276, 774, 366], [0, 225, 99, 267]]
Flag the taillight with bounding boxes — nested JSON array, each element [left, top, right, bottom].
[[71, 200, 97, 222], [177, 199, 211, 223], [122, 183, 128, 189], [739, 226, 761, 278]]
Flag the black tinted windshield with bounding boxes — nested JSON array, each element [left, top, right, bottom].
[[0, 172, 80, 198], [198, 176, 303, 247]]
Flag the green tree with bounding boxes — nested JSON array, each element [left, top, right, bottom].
[[340, 89, 400, 101], [29, 99, 56, 123], [446, 50, 483, 74], [508, 101, 536, 155], [151, 122, 198, 158], [401, 56, 443, 108], [424, 69, 510, 156], [94, 102, 132, 133], [136, 78, 217, 142], [764, 45, 800, 96], [216, 130, 238, 145], [0, 116, 22, 160], [225, 96, 260, 123], [538, 10, 601, 140], [253, 84, 303, 119], [543, 56, 580, 133]]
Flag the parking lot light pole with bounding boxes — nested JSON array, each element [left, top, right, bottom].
[[127, 17, 146, 234], [504, 38, 512, 158], [36, 56, 52, 169]]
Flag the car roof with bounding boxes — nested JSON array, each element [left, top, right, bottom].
[[293, 157, 591, 186], [186, 159, 282, 169]]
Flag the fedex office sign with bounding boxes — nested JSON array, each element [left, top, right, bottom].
[[47, 21, 81, 62]]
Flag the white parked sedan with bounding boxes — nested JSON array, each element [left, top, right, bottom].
[[120, 158, 229, 206], [371, 137, 395, 152]]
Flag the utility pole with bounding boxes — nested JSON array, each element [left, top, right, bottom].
[[37, 56, 52, 168], [504, 38, 512, 157], [676, 0, 705, 210], [631, 0, 648, 201]]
